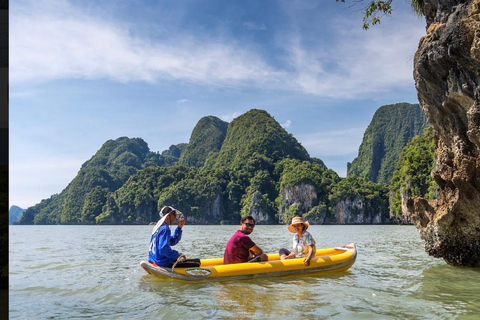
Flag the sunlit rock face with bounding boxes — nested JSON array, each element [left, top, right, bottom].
[[278, 183, 318, 223], [410, 0, 480, 267], [335, 196, 386, 224], [248, 191, 275, 224]]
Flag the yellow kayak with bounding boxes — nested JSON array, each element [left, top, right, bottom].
[[140, 243, 356, 281]]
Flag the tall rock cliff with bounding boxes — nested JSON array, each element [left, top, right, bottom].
[[348, 103, 428, 185], [409, 0, 480, 267], [330, 176, 391, 224]]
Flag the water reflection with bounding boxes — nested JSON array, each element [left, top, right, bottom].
[[414, 265, 480, 319], [140, 272, 356, 319]]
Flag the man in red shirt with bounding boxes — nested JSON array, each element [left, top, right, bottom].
[[223, 216, 268, 264]]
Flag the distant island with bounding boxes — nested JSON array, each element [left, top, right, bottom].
[[9, 205, 25, 225], [17, 104, 434, 226]]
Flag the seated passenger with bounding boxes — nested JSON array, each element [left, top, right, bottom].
[[223, 216, 268, 264], [148, 205, 200, 268], [279, 216, 316, 266]]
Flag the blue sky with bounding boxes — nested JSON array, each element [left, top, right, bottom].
[[10, 0, 426, 209]]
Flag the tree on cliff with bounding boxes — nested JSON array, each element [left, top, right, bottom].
[[389, 127, 437, 221], [336, 0, 425, 29]]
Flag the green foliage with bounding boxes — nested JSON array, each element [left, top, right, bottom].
[[283, 202, 302, 224], [277, 159, 326, 189], [329, 176, 389, 222], [348, 103, 429, 185], [161, 143, 188, 166], [179, 116, 228, 168], [19, 107, 414, 226], [389, 127, 437, 217], [336, 0, 425, 30], [81, 187, 110, 224], [214, 109, 310, 172], [158, 173, 224, 223], [99, 166, 193, 224], [24, 137, 167, 224], [275, 159, 340, 223], [303, 204, 328, 222]]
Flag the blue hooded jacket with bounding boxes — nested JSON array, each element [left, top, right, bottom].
[[148, 223, 182, 267]]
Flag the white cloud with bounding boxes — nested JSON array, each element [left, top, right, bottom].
[[243, 21, 267, 31], [10, 0, 281, 87], [281, 120, 291, 128], [10, 0, 425, 99], [220, 112, 242, 122], [177, 99, 191, 104], [278, 10, 425, 98]]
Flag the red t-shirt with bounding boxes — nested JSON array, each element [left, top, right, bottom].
[[223, 230, 256, 264]]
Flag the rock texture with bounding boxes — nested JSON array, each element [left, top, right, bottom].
[[335, 196, 388, 224], [409, 0, 480, 267], [278, 183, 317, 223], [248, 191, 275, 224]]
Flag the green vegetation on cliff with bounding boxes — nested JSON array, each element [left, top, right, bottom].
[[389, 127, 437, 219], [347, 103, 428, 184], [97, 166, 193, 224], [276, 159, 339, 224], [21, 137, 166, 224], [161, 143, 188, 166], [179, 116, 228, 168], [214, 109, 310, 172], [20, 108, 401, 225]]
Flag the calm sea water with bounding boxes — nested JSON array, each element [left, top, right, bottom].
[[9, 225, 480, 319]]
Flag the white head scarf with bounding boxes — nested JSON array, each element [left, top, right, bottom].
[[151, 206, 176, 235]]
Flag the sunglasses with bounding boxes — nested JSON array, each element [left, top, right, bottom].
[[244, 223, 255, 228]]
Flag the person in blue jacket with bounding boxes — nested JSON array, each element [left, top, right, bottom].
[[148, 206, 200, 268]]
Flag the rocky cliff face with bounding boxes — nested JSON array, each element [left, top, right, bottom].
[[410, 0, 480, 267], [278, 183, 317, 223], [335, 196, 386, 224], [399, 190, 414, 224], [247, 191, 274, 224]]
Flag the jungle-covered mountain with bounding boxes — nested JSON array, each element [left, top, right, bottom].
[[347, 103, 429, 184], [389, 127, 437, 223], [19, 108, 427, 225], [19, 137, 171, 224], [9, 205, 24, 225], [179, 116, 228, 168]]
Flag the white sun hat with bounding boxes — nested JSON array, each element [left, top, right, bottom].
[[151, 206, 177, 235]]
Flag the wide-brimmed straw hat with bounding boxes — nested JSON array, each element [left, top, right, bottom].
[[151, 206, 177, 235], [287, 216, 309, 233]]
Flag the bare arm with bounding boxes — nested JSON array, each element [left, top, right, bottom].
[[285, 251, 296, 259], [249, 245, 264, 256], [303, 245, 315, 266]]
